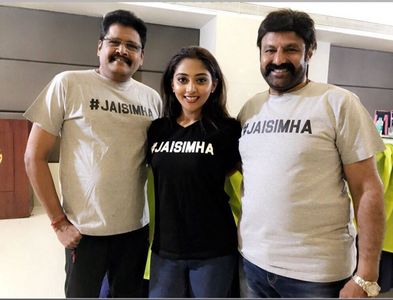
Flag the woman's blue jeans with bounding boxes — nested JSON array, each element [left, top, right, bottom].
[[149, 252, 237, 298]]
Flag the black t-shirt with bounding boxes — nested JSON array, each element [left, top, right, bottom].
[[147, 117, 241, 259]]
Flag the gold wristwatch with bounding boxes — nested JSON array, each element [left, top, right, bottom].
[[352, 274, 381, 297]]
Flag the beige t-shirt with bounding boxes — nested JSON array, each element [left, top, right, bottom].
[[24, 70, 162, 235], [237, 81, 385, 282]]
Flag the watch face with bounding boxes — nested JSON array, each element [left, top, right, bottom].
[[366, 283, 380, 297]]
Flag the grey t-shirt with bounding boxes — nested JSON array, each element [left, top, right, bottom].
[[24, 70, 162, 235], [237, 81, 385, 282]]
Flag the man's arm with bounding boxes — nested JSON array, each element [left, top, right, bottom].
[[339, 156, 385, 298], [25, 123, 81, 249]]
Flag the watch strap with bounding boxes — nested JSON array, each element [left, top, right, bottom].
[[352, 274, 381, 297]]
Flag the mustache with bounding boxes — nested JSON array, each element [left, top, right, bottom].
[[109, 54, 132, 66], [265, 63, 295, 76]]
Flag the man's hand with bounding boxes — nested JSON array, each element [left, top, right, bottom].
[[53, 218, 82, 249], [339, 278, 367, 298]]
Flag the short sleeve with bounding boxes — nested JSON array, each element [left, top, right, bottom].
[[146, 121, 155, 165], [335, 92, 385, 164], [146, 118, 164, 165], [23, 73, 67, 136]]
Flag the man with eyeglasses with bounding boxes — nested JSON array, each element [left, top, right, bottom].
[[24, 10, 162, 297]]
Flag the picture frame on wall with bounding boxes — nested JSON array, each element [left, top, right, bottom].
[[374, 110, 391, 136]]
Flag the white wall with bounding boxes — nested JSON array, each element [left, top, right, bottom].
[[200, 17, 217, 54], [308, 41, 331, 83], [201, 14, 266, 117], [0, 204, 65, 297]]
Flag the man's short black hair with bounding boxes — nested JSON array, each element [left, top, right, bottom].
[[257, 9, 317, 53], [100, 10, 147, 49]]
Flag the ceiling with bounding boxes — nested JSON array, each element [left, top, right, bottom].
[[2, 2, 393, 53], [251, 2, 393, 27]]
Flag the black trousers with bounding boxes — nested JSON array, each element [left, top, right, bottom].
[[64, 225, 149, 298]]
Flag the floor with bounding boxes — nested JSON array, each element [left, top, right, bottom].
[[1, 205, 393, 298]]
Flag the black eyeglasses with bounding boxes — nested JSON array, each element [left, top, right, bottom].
[[102, 37, 142, 53]]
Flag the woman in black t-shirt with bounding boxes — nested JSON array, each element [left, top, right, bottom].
[[147, 46, 241, 298]]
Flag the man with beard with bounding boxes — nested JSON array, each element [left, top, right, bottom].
[[237, 9, 386, 298], [24, 10, 161, 297]]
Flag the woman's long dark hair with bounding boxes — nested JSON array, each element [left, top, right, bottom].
[[161, 46, 230, 124]]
